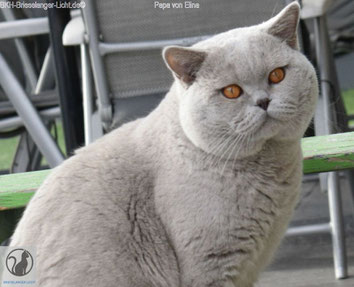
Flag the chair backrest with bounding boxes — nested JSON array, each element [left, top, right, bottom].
[[82, 0, 289, 128], [95, 0, 285, 97]]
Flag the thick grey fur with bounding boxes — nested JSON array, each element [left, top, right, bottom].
[[10, 3, 318, 286]]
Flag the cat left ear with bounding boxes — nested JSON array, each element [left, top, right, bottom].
[[267, 1, 300, 49], [163, 46, 206, 85]]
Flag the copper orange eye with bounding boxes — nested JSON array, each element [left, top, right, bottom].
[[269, 67, 285, 84], [221, 84, 243, 99]]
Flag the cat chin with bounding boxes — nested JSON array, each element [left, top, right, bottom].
[[209, 143, 263, 161], [246, 117, 280, 140], [264, 115, 307, 142], [273, 129, 304, 142]]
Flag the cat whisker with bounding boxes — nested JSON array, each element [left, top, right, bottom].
[[207, 134, 236, 169], [203, 127, 231, 153], [207, 132, 237, 170], [197, 129, 231, 167], [230, 135, 249, 171], [195, 126, 232, 167], [219, 134, 246, 176]]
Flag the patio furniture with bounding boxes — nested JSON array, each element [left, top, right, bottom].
[[0, 3, 64, 168], [65, 0, 286, 139]]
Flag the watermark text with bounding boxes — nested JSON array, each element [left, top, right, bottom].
[[0, 1, 85, 10], [154, 1, 200, 10]]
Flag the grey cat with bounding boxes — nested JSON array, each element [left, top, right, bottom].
[[10, 2, 318, 286]]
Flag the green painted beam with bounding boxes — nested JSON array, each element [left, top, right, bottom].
[[1, 132, 354, 210], [0, 169, 50, 210], [302, 132, 354, 174]]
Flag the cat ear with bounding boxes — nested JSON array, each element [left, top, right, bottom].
[[163, 46, 206, 85], [266, 2, 300, 49]]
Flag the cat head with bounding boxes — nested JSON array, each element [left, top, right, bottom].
[[163, 2, 318, 158]]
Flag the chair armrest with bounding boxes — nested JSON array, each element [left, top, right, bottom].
[[62, 15, 85, 46], [301, 0, 335, 19]]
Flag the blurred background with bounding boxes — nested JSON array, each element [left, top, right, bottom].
[[0, 0, 353, 285]]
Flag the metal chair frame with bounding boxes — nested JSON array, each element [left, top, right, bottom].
[[0, 6, 64, 168]]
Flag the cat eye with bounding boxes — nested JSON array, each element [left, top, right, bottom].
[[221, 84, 243, 99], [269, 67, 285, 84]]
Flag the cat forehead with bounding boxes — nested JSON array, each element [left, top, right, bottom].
[[197, 27, 289, 65], [215, 33, 285, 58], [230, 35, 287, 66], [198, 24, 276, 47], [197, 32, 290, 82]]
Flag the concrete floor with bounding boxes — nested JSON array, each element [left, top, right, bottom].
[[257, 174, 354, 286]]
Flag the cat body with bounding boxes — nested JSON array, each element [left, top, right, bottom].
[[153, 95, 304, 286], [11, 96, 302, 287], [10, 3, 318, 287]]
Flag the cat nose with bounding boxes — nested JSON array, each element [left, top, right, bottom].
[[256, 98, 271, 111]]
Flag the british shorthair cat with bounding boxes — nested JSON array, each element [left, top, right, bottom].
[[10, 2, 318, 286]]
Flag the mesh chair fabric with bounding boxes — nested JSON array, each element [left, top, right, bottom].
[[94, 0, 286, 99]]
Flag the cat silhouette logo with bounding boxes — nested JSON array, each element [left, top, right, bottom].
[[5, 248, 34, 276]]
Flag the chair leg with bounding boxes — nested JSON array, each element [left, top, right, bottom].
[[313, 15, 349, 279], [11, 131, 42, 173], [328, 171, 348, 279], [0, 53, 64, 167], [314, 96, 328, 193], [346, 170, 354, 214]]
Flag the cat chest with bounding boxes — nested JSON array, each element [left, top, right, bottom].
[[156, 168, 297, 241], [160, 167, 294, 206]]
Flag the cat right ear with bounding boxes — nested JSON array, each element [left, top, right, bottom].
[[266, 1, 300, 50], [163, 46, 206, 86]]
